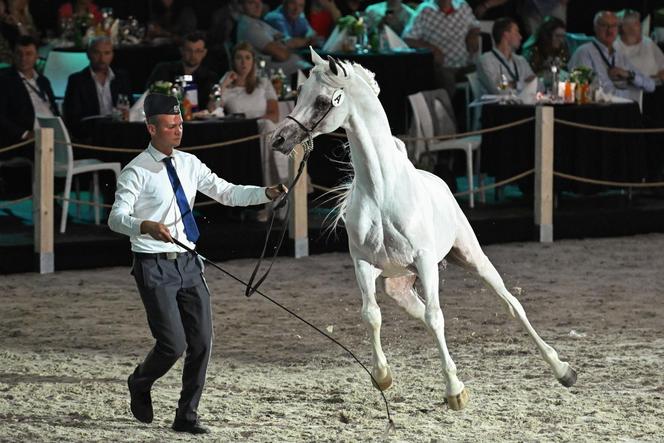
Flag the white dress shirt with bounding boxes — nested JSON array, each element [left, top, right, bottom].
[[614, 36, 664, 78], [91, 67, 115, 116], [108, 144, 271, 253], [19, 70, 55, 130], [476, 49, 535, 94]]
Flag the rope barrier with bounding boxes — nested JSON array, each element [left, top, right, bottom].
[[0, 195, 32, 207], [555, 118, 664, 134], [310, 169, 535, 198], [325, 117, 536, 142], [0, 138, 34, 153], [553, 171, 664, 188], [57, 134, 263, 153]]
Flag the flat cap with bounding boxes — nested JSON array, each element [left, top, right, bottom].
[[144, 93, 180, 118]]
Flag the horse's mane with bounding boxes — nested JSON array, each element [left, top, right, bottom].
[[314, 60, 380, 96]]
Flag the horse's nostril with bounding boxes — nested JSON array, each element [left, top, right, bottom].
[[272, 135, 285, 148]]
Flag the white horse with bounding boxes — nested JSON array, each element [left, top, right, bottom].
[[270, 49, 576, 410]]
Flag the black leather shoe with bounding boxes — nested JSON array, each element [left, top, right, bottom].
[[127, 373, 153, 424], [172, 419, 210, 434]]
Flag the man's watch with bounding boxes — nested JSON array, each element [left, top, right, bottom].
[[627, 70, 636, 82]]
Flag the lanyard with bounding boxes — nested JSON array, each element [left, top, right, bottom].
[[492, 49, 519, 82], [22, 77, 49, 103], [592, 41, 615, 68]]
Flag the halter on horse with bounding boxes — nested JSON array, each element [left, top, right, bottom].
[[270, 48, 576, 410]]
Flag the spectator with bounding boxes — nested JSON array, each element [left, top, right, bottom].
[[236, 0, 311, 76], [520, 0, 568, 35], [364, 0, 414, 36], [63, 36, 132, 139], [215, 41, 279, 122], [336, 0, 363, 17], [6, 0, 39, 40], [58, 0, 102, 26], [569, 11, 655, 98], [477, 17, 535, 94], [522, 16, 569, 76], [146, 31, 218, 111], [614, 9, 664, 81], [403, 0, 481, 99], [0, 35, 58, 146], [264, 0, 319, 49], [467, 0, 510, 20], [147, 0, 197, 42], [307, 0, 341, 39]]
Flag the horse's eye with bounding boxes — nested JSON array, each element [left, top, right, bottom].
[[314, 96, 329, 109]]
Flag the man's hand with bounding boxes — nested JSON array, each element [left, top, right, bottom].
[[265, 184, 288, 200], [140, 221, 173, 243], [608, 67, 630, 81]]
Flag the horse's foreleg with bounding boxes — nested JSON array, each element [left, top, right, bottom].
[[353, 259, 392, 391], [414, 253, 469, 410], [450, 223, 577, 388]]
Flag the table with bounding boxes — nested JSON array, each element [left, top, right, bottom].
[[481, 102, 648, 193], [299, 49, 435, 134], [642, 85, 664, 180], [56, 43, 181, 94], [84, 117, 263, 187]]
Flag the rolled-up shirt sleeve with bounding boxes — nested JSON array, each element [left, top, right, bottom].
[[108, 167, 145, 237], [195, 158, 271, 207]]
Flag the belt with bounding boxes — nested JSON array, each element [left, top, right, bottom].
[[133, 251, 193, 260]]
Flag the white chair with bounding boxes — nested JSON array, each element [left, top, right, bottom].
[[466, 72, 484, 131], [37, 116, 121, 233], [407, 92, 481, 208], [42, 50, 89, 98]]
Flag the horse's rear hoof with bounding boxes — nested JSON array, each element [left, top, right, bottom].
[[557, 367, 577, 388], [371, 367, 393, 391], [447, 387, 470, 410]]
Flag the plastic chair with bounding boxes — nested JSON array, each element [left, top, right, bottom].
[[407, 91, 482, 208], [42, 50, 89, 98], [37, 116, 121, 233]]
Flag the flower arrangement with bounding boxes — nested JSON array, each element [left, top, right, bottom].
[[337, 15, 366, 36], [569, 66, 594, 84]]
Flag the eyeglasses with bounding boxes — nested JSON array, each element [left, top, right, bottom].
[[597, 23, 618, 29]]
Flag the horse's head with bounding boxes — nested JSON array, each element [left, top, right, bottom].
[[271, 48, 371, 155]]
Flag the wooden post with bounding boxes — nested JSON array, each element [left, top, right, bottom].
[[288, 144, 309, 258], [34, 127, 54, 273], [534, 106, 554, 243]]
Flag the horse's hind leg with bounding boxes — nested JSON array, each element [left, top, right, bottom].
[[353, 259, 392, 391], [449, 221, 577, 387], [380, 274, 426, 322], [413, 253, 469, 410]]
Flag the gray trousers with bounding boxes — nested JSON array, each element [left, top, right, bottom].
[[131, 251, 212, 422]]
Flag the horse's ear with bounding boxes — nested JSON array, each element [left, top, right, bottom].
[[327, 55, 339, 76], [310, 46, 325, 66]]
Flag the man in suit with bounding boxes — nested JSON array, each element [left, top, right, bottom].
[[0, 35, 59, 147], [63, 36, 132, 140], [146, 31, 218, 112]]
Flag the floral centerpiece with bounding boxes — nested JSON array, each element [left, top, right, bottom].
[[569, 66, 594, 104]]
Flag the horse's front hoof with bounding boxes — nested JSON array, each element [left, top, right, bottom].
[[447, 387, 470, 411], [371, 367, 393, 391], [557, 366, 577, 388]]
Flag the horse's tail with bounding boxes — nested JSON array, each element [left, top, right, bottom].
[[326, 179, 353, 232]]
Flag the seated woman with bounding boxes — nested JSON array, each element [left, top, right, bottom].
[[522, 16, 569, 77], [6, 0, 40, 40], [215, 41, 286, 189]]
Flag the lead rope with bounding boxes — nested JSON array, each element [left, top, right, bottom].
[[172, 237, 395, 432]]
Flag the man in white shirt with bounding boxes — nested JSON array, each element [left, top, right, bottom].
[[614, 9, 664, 82], [108, 93, 286, 435], [477, 17, 536, 94]]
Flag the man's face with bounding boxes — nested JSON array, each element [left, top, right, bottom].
[[148, 114, 183, 149], [284, 0, 305, 21], [506, 23, 522, 50], [88, 41, 114, 73], [621, 18, 641, 42], [14, 44, 38, 74], [181, 40, 207, 68], [243, 0, 263, 19], [595, 13, 619, 47]]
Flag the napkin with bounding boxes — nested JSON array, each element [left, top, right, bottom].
[[322, 26, 347, 52], [383, 25, 409, 50], [296, 69, 307, 87], [518, 78, 538, 104], [128, 90, 148, 122]]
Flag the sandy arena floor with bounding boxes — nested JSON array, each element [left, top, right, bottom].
[[1, 234, 663, 442]]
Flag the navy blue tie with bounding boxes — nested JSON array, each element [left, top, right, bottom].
[[163, 157, 200, 243]]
